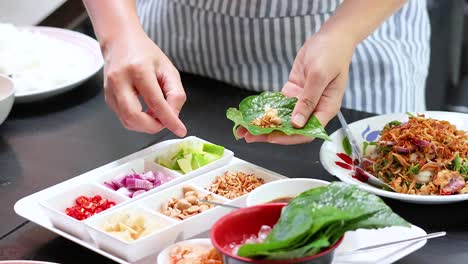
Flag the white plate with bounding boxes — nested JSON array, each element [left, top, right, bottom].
[[0, 262, 59, 264], [157, 226, 426, 264], [13, 27, 103, 103], [334, 225, 427, 264], [156, 238, 214, 264], [320, 111, 468, 204]]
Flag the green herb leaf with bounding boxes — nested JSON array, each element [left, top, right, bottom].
[[406, 112, 415, 118], [406, 164, 420, 175], [237, 182, 409, 259], [453, 152, 461, 171], [382, 120, 402, 133], [226, 92, 330, 140], [363, 141, 376, 155], [342, 137, 352, 156]]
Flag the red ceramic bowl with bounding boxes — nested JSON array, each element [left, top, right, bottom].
[[211, 203, 343, 264]]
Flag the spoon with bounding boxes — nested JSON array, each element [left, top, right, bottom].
[[337, 231, 446, 256], [337, 111, 397, 192], [198, 199, 242, 210]]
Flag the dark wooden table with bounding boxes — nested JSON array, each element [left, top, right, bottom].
[[1, 72, 468, 263]]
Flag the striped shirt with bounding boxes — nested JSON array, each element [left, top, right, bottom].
[[136, 0, 430, 114]]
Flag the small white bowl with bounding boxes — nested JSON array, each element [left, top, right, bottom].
[[157, 238, 213, 264], [188, 160, 286, 206], [0, 74, 15, 125], [145, 136, 234, 180], [85, 205, 178, 263], [139, 184, 232, 240], [39, 183, 129, 241], [246, 178, 330, 206], [95, 158, 178, 199]]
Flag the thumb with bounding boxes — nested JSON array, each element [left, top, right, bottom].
[[291, 71, 329, 128], [312, 71, 348, 127]]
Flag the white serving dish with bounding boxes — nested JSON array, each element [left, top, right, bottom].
[[246, 178, 330, 206], [86, 205, 177, 262], [145, 136, 234, 181], [189, 160, 286, 207], [0, 74, 15, 125], [39, 182, 128, 241], [138, 184, 232, 240], [320, 111, 468, 204], [157, 238, 213, 264], [334, 225, 427, 264]]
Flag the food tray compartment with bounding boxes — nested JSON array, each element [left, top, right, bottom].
[[189, 160, 286, 207], [85, 204, 178, 262], [144, 136, 234, 181], [39, 182, 129, 241], [138, 184, 232, 240], [95, 158, 179, 199]]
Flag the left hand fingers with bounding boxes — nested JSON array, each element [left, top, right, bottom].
[[236, 127, 249, 138]]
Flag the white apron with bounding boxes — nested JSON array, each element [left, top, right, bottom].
[[136, 0, 430, 114]]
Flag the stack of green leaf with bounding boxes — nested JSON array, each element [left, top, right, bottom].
[[226, 92, 330, 140], [237, 182, 410, 260]]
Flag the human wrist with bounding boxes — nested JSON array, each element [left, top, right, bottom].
[[99, 23, 145, 58], [312, 26, 359, 54]]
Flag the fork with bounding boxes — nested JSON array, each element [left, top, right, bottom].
[[337, 111, 396, 192]]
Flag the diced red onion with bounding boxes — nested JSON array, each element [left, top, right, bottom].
[[107, 170, 173, 198], [125, 178, 154, 190], [112, 174, 127, 188], [413, 138, 431, 148], [442, 177, 465, 194], [393, 146, 411, 154], [141, 171, 156, 181], [116, 187, 133, 197]]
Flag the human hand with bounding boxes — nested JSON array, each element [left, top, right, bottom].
[[238, 32, 355, 145], [102, 29, 187, 136]]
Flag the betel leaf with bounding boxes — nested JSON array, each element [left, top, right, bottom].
[[226, 92, 330, 140], [342, 136, 352, 156], [237, 182, 409, 260]]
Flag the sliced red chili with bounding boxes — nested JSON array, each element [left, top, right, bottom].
[[75, 196, 89, 206], [66, 195, 116, 221]]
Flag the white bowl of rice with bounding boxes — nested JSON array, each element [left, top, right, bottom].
[[0, 23, 103, 103], [0, 74, 15, 125]]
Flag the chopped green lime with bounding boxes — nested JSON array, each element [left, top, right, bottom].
[[203, 143, 225, 156], [192, 153, 209, 169], [155, 140, 225, 174], [177, 158, 193, 174]]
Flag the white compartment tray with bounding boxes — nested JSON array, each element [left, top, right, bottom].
[[14, 137, 286, 264]]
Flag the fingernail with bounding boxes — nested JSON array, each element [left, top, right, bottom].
[[175, 127, 187, 137], [293, 114, 306, 127]]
